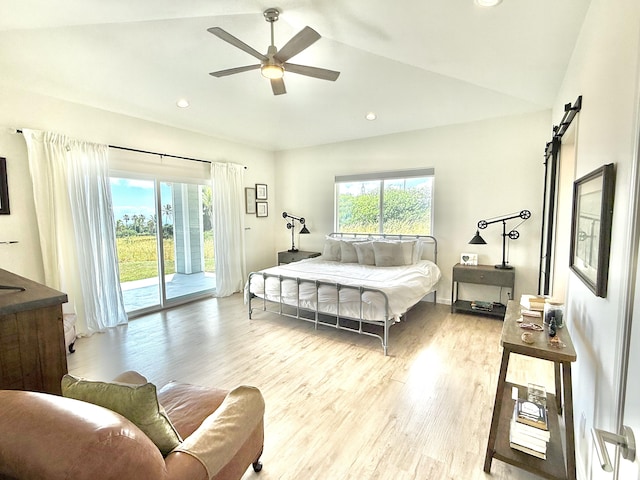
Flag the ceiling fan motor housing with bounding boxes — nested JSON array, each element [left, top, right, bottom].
[[264, 8, 280, 23]]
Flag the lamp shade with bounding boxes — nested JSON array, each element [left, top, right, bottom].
[[469, 230, 487, 245], [300, 225, 310, 234]]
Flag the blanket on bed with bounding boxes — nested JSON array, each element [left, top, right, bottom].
[[247, 258, 441, 321]]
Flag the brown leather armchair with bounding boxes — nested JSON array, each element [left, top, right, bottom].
[[0, 380, 264, 480]]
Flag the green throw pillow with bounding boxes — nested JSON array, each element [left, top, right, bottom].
[[61, 374, 182, 456]]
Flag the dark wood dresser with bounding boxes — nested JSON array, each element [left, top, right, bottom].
[[0, 269, 68, 395]]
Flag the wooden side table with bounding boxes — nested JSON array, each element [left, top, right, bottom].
[[0, 269, 68, 395], [484, 300, 577, 480], [278, 250, 321, 265], [451, 264, 515, 318]]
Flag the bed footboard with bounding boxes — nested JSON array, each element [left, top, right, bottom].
[[248, 271, 395, 355]]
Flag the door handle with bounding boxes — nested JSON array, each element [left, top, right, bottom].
[[591, 425, 636, 472]]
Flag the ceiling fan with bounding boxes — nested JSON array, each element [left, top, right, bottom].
[[208, 8, 340, 95]]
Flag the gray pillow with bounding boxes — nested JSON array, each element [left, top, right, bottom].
[[372, 241, 405, 267], [340, 241, 360, 263], [354, 241, 375, 265], [321, 237, 342, 261]]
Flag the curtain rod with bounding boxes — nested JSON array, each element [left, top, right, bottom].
[[16, 130, 247, 169], [110, 144, 214, 165]]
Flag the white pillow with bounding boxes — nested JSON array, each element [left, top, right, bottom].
[[354, 241, 375, 265], [399, 239, 417, 265], [413, 240, 425, 263], [321, 237, 342, 261], [340, 241, 359, 263], [372, 241, 405, 267]]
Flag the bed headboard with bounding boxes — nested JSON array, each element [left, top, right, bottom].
[[328, 233, 438, 265]]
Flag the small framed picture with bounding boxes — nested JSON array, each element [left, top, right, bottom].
[[460, 253, 478, 265], [245, 187, 256, 214], [255, 183, 268, 200], [256, 201, 268, 217]]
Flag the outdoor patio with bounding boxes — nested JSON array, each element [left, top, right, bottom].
[[121, 271, 216, 312]]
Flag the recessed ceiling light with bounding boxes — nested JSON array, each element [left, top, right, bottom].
[[176, 99, 190, 108], [365, 112, 377, 121], [475, 0, 502, 6]]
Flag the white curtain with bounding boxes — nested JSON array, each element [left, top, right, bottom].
[[23, 130, 127, 335], [211, 162, 246, 296]]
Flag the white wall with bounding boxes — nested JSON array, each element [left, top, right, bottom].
[[553, 0, 640, 478], [275, 111, 551, 305], [0, 86, 278, 282]]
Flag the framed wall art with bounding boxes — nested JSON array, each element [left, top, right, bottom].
[[0, 157, 9, 215], [569, 163, 615, 298], [245, 187, 256, 214], [256, 201, 268, 218], [255, 183, 268, 200]]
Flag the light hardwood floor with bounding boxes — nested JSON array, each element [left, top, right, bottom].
[[68, 294, 555, 480]]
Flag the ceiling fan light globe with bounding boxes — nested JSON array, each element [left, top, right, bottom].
[[475, 0, 502, 6], [261, 64, 284, 79]]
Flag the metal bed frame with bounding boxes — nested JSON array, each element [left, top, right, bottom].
[[247, 234, 438, 355]]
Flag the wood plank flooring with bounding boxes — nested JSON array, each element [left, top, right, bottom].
[[67, 294, 555, 480]]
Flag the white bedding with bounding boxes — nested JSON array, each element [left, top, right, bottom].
[[247, 257, 441, 322]]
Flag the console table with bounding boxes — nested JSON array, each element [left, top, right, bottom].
[[484, 300, 577, 480], [0, 269, 68, 395], [451, 263, 515, 318]]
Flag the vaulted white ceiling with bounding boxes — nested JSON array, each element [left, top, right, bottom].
[[0, 0, 591, 151]]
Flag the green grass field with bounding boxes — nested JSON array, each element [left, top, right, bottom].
[[117, 235, 214, 283]]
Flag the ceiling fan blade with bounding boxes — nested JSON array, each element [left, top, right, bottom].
[[207, 27, 267, 62], [209, 64, 261, 78], [274, 26, 321, 63], [284, 63, 340, 81], [271, 78, 287, 95]]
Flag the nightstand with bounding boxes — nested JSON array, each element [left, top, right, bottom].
[[278, 250, 321, 265], [451, 263, 515, 318]]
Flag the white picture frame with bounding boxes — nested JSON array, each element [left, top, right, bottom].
[[460, 253, 478, 265], [255, 183, 268, 200], [256, 201, 268, 217]]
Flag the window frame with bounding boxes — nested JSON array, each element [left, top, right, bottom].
[[334, 168, 435, 235]]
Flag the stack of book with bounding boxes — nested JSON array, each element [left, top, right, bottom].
[[471, 300, 493, 312], [520, 294, 545, 312], [509, 397, 550, 459]]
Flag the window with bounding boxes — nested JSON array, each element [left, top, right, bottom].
[[335, 169, 434, 235]]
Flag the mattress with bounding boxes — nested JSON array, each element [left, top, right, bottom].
[[247, 257, 441, 322]]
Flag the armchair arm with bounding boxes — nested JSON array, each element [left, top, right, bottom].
[[0, 390, 166, 480], [167, 386, 265, 479]]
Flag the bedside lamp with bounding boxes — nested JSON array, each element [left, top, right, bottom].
[[282, 212, 310, 252], [469, 210, 531, 269]]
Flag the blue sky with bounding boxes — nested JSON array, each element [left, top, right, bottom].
[[110, 178, 172, 222]]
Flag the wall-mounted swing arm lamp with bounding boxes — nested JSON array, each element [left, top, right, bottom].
[[282, 212, 310, 252], [469, 210, 531, 269]]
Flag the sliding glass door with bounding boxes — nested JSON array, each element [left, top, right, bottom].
[[111, 176, 215, 314], [161, 181, 215, 301]]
